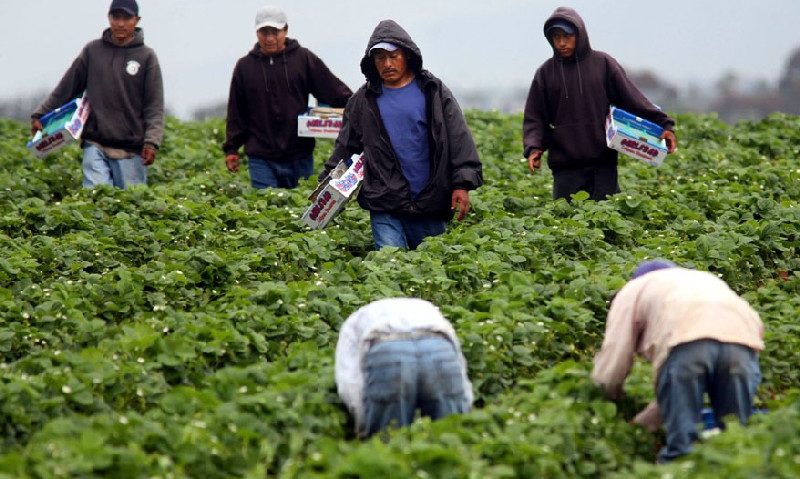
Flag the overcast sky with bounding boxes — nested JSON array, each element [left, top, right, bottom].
[[1, 0, 798, 118]]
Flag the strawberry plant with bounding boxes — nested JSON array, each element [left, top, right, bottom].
[[0, 110, 799, 477]]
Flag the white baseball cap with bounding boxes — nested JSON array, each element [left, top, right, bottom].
[[255, 6, 287, 31], [369, 42, 399, 54]]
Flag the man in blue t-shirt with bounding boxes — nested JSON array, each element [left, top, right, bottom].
[[374, 47, 430, 199], [321, 20, 483, 250]]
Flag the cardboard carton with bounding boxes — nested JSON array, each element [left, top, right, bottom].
[[301, 153, 365, 229], [27, 95, 91, 158], [605, 106, 668, 166], [297, 107, 344, 140]]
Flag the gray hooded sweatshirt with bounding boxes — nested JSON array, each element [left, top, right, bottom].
[[33, 28, 164, 152]]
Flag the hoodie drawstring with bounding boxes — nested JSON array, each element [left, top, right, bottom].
[[283, 51, 292, 96], [559, 61, 569, 99], [556, 57, 584, 99]]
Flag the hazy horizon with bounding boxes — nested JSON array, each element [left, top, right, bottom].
[[1, 0, 797, 118]]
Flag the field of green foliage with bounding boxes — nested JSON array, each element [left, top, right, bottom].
[[0, 111, 799, 478]]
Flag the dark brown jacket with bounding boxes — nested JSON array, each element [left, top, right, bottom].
[[523, 7, 675, 171], [223, 39, 352, 161]]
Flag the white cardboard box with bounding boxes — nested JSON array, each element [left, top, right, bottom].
[[297, 108, 344, 140], [27, 95, 91, 158], [605, 106, 668, 166], [301, 153, 365, 229]]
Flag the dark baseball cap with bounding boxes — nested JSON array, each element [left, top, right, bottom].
[[109, 0, 139, 16], [547, 20, 575, 36]]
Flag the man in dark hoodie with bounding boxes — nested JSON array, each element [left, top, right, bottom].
[[524, 7, 678, 201], [320, 20, 483, 250], [31, 0, 164, 189], [223, 6, 352, 189]]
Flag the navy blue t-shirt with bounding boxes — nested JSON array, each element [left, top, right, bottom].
[[376, 80, 430, 197]]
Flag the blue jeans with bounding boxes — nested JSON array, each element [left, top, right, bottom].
[[247, 155, 313, 189], [369, 211, 447, 250], [361, 336, 471, 438], [82, 144, 147, 189], [656, 339, 761, 462]]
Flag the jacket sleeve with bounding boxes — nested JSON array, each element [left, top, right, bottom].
[[522, 68, 550, 158], [440, 83, 482, 191], [222, 62, 250, 155], [32, 47, 90, 119], [319, 93, 363, 181], [606, 57, 675, 131], [142, 51, 165, 149], [591, 281, 642, 400], [306, 51, 353, 108]]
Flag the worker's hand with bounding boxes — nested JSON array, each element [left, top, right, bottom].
[[141, 145, 157, 166], [451, 189, 470, 221], [660, 130, 677, 153], [31, 118, 43, 136], [528, 149, 543, 173], [225, 153, 240, 173]]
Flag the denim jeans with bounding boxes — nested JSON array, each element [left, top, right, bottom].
[[82, 144, 147, 189], [361, 336, 471, 438], [369, 211, 447, 250], [247, 155, 313, 189], [656, 339, 761, 462]]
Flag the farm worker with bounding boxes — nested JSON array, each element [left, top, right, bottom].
[[592, 259, 764, 463], [319, 20, 483, 250], [335, 298, 473, 438], [31, 0, 164, 189], [523, 7, 678, 200], [223, 5, 352, 189]]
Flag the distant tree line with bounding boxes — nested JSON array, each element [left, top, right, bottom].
[[2, 48, 798, 124]]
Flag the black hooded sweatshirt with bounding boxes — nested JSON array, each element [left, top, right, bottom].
[[523, 7, 675, 171], [223, 39, 352, 161], [322, 20, 483, 219]]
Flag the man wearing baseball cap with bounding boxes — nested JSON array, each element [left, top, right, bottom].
[[318, 20, 482, 250], [592, 259, 764, 462], [223, 6, 352, 189], [31, 0, 164, 189]]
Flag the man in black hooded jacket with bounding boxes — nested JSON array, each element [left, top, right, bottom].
[[524, 7, 677, 200], [320, 20, 482, 250], [223, 6, 352, 189]]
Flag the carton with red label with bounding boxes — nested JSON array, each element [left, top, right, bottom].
[[301, 153, 365, 229], [297, 107, 344, 140], [605, 106, 668, 166], [27, 94, 91, 158]]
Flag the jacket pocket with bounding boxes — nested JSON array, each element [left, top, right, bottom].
[[550, 121, 607, 163]]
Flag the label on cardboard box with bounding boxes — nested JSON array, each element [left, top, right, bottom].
[[605, 106, 667, 166], [297, 113, 343, 140], [27, 94, 91, 158], [301, 153, 365, 229]]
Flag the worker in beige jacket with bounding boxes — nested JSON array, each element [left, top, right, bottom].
[[592, 259, 764, 462]]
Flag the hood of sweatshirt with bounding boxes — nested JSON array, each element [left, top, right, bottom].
[[360, 20, 423, 91], [543, 7, 592, 62]]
